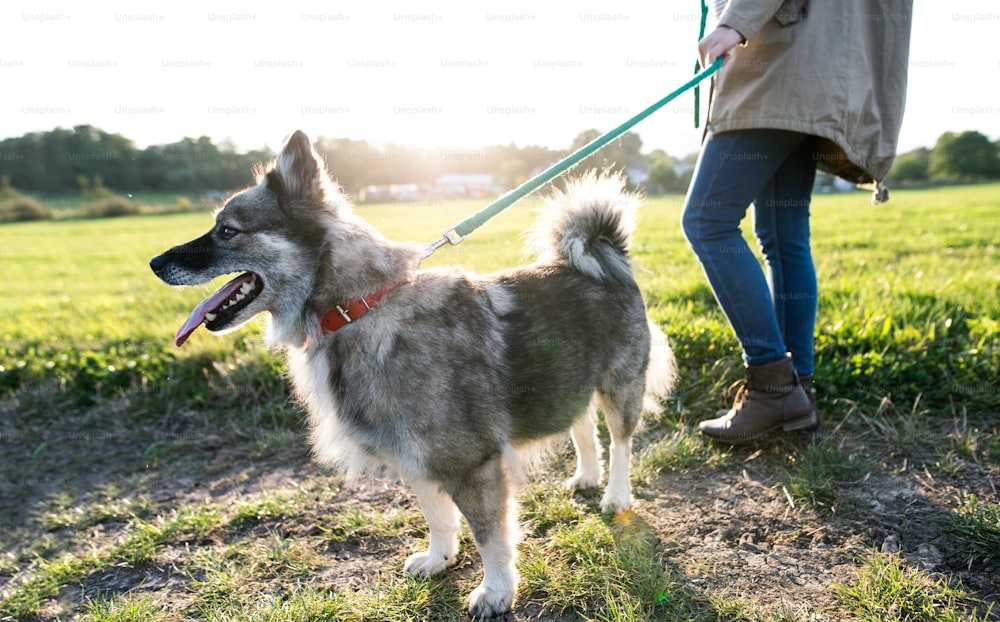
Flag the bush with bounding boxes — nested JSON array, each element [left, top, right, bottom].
[[0, 175, 19, 200], [0, 196, 55, 222], [81, 195, 142, 218], [889, 148, 930, 184]]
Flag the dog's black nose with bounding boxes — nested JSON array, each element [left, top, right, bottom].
[[149, 254, 166, 274]]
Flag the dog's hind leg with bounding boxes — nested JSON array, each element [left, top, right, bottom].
[[596, 382, 643, 513], [404, 477, 461, 577], [450, 455, 519, 618], [565, 400, 603, 491]]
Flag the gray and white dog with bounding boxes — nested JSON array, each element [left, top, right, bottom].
[[150, 131, 675, 618]]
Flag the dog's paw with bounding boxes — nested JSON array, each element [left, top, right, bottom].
[[564, 470, 601, 492], [404, 550, 454, 577], [599, 490, 633, 514], [468, 582, 514, 619]]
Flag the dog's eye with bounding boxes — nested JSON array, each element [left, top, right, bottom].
[[217, 225, 240, 240]]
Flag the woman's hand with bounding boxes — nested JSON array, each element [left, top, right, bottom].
[[698, 25, 745, 68]]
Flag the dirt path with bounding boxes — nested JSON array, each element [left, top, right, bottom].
[[2, 406, 999, 621]]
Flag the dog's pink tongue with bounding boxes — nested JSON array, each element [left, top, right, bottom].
[[174, 297, 218, 348], [174, 275, 251, 347]]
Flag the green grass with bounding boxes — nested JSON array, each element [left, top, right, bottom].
[[0, 505, 227, 618], [636, 424, 731, 478], [519, 485, 699, 621], [2, 184, 999, 621], [80, 592, 168, 622], [783, 438, 871, 514], [831, 552, 993, 621], [2, 185, 998, 413], [937, 495, 1000, 567], [0, 198, 511, 405]]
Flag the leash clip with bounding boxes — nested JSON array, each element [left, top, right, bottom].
[[421, 228, 466, 260], [443, 228, 465, 246]]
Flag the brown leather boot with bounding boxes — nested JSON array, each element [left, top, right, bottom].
[[714, 374, 816, 418], [700, 356, 817, 444]]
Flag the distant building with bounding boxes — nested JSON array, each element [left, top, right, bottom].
[[201, 190, 229, 203], [624, 162, 650, 186], [673, 161, 696, 178], [813, 173, 857, 193], [433, 173, 498, 197], [358, 183, 421, 202]]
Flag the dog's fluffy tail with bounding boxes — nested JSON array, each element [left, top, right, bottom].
[[528, 170, 639, 283], [644, 320, 678, 413]]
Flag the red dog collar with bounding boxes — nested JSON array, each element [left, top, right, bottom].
[[319, 282, 403, 334]]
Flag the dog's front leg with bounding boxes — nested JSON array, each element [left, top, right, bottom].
[[404, 477, 461, 577], [451, 456, 519, 618]]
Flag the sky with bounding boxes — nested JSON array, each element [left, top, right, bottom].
[[1, 1, 998, 159]]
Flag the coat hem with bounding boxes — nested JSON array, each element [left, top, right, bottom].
[[707, 117, 882, 187]]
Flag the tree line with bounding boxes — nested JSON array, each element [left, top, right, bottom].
[[890, 131, 1000, 184], [0, 125, 997, 200], [0, 124, 679, 198], [0, 126, 272, 196]]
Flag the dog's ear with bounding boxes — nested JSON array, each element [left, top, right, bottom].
[[269, 130, 329, 202]]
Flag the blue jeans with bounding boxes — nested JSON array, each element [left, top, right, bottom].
[[681, 129, 818, 377]]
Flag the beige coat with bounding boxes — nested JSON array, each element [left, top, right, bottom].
[[708, 0, 913, 190]]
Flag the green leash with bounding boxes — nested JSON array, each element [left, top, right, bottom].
[[693, 0, 710, 128], [422, 56, 723, 260]]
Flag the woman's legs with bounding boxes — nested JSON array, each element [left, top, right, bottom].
[[681, 129, 814, 367], [681, 128, 818, 443]]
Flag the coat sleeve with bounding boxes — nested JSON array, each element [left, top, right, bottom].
[[717, 0, 790, 41]]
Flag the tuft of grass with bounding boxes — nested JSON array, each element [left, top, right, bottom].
[[228, 493, 301, 532], [784, 438, 870, 514], [636, 425, 730, 479], [330, 571, 456, 622], [520, 496, 699, 621], [250, 533, 321, 579], [846, 395, 926, 457], [703, 593, 816, 621], [318, 505, 421, 543], [197, 585, 346, 622], [116, 507, 225, 567], [831, 551, 992, 621], [520, 481, 587, 536], [0, 552, 103, 620], [187, 548, 248, 615], [39, 491, 157, 532], [602, 510, 695, 621], [937, 495, 1000, 567], [946, 410, 980, 462], [79, 592, 173, 622]]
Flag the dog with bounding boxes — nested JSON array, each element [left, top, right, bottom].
[[150, 130, 675, 618]]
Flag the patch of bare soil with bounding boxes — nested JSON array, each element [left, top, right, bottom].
[[640, 468, 857, 618], [639, 450, 1000, 620]]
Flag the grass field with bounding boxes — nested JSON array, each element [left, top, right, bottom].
[[1, 184, 998, 621]]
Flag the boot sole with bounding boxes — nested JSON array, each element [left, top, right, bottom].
[[701, 411, 819, 445], [783, 411, 820, 432]]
